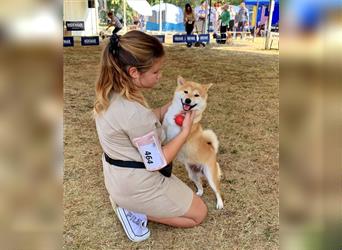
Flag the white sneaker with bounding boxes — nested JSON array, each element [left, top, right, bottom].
[[109, 196, 150, 242]]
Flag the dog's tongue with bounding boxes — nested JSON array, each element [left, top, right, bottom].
[[183, 104, 191, 111]]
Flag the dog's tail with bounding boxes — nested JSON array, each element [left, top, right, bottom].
[[202, 129, 219, 154]]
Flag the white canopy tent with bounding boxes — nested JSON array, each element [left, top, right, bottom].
[[123, 0, 152, 31], [147, 2, 184, 32], [127, 0, 152, 16]]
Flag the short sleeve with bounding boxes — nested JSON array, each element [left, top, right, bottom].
[[124, 110, 167, 170], [123, 109, 164, 148]]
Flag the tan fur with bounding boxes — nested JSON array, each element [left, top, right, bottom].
[[172, 77, 224, 209]]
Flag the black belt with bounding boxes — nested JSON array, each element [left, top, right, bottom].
[[104, 153, 173, 177]]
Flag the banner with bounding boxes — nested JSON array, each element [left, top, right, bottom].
[[186, 35, 197, 43], [63, 37, 74, 47], [66, 21, 85, 31], [173, 34, 186, 43], [81, 36, 100, 46], [198, 34, 210, 43]]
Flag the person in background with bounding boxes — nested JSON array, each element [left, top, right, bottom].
[[236, 2, 249, 32], [195, 0, 208, 34], [133, 12, 140, 26], [184, 3, 195, 47], [213, 2, 223, 38], [139, 14, 145, 32], [106, 11, 123, 34], [218, 4, 230, 43], [228, 5, 236, 31]]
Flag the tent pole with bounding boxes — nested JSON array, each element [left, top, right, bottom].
[[123, 0, 127, 32], [253, 0, 259, 42], [265, 0, 275, 49], [159, 0, 162, 33], [207, 0, 211, 34]]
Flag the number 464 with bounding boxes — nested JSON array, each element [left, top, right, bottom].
[[145, 151, 153, 164]]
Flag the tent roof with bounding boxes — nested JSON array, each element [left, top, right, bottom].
[[244, 0, 279, 5], [127, 0, 152, 16], [151, 3, 182, 12]]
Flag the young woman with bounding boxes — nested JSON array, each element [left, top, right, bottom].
[[184, 3, 195, 47], [94, 31, 207, 242]]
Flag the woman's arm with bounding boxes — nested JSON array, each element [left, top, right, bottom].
[[162, 111, 195, 164], [105, 23, 113, 30]]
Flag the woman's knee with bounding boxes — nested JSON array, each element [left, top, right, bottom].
[[185, 194, 208, 226], [195, 196, 208, 225]]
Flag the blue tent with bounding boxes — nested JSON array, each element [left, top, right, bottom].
[[244, 0, 279, 26]]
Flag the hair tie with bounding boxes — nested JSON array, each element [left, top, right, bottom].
[[109, 33, 120, 55]]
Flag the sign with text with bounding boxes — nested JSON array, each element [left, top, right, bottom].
[[63, 37, 74, 47], [186, 35, 197, 43], [81, 36, 100, 46], [153, 35, 165, 43], [173, 34, 186, 43], [198, 34, 210, 43], [66, 21, 85, 31]]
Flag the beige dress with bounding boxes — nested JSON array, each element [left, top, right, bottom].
[[95, 93, 193, 218]]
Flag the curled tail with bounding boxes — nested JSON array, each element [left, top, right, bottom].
[[202, 129, 219, 154]]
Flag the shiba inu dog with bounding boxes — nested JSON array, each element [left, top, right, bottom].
[[163, 76, 223, 209]]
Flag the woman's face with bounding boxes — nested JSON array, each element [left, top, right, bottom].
[[135, 57, 164, 89]]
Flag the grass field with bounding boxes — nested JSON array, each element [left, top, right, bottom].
[[64, 39, 279, 249]]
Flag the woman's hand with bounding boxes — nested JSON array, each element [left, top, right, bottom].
[[181, 111, 196, 135]]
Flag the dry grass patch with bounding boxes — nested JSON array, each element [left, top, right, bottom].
[[64, 42, 279, 249]]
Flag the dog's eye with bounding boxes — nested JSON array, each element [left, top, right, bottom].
[[184, 91, 188, 94], [194, 94, 200, 97]]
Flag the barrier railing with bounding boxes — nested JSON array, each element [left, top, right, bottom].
[[63, 34, 211, 47]]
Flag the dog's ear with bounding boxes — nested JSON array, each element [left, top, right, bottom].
[[177, 76, 185, 86], [204, 83, 213, 91]]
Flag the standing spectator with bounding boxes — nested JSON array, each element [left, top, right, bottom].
[[106, 11, 123, 34], [213, 2, 223, 37], [218, 4, 230, 43], [184, 3, 195, 47], [236, 2, 249, 32], [195, 1, 208, 34], [228, 5, 236, 31], [208, 3, 217, 34], [139, 15, 145, 32]]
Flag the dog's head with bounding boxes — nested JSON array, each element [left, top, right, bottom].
[[173, 76, 212, 115]]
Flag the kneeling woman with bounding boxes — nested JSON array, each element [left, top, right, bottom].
[[94, 30, 207, 242]]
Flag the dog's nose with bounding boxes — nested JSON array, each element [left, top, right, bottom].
[[185, 98, 191, 104]]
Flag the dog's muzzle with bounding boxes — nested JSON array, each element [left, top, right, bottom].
[[181, 98, 197, 111]]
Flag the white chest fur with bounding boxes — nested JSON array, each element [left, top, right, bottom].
[[162, 102, 183, 143]]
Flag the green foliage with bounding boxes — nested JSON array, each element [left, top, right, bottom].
[[106, 0, 135, 24], [102, 0, 243, 25], [161, 0, 242, 7], [229, 0, 243, 5]]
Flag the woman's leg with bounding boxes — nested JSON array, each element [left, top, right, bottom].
[[186, 24, 193, 47], [147, 193, 207, 228], [112, 27, 121, 34]]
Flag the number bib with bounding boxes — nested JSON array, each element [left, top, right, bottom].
[[133, 131, 167, 171]]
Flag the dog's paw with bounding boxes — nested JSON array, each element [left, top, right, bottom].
[[216, 200, 224, 209], [196, 189, 203, 196]]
